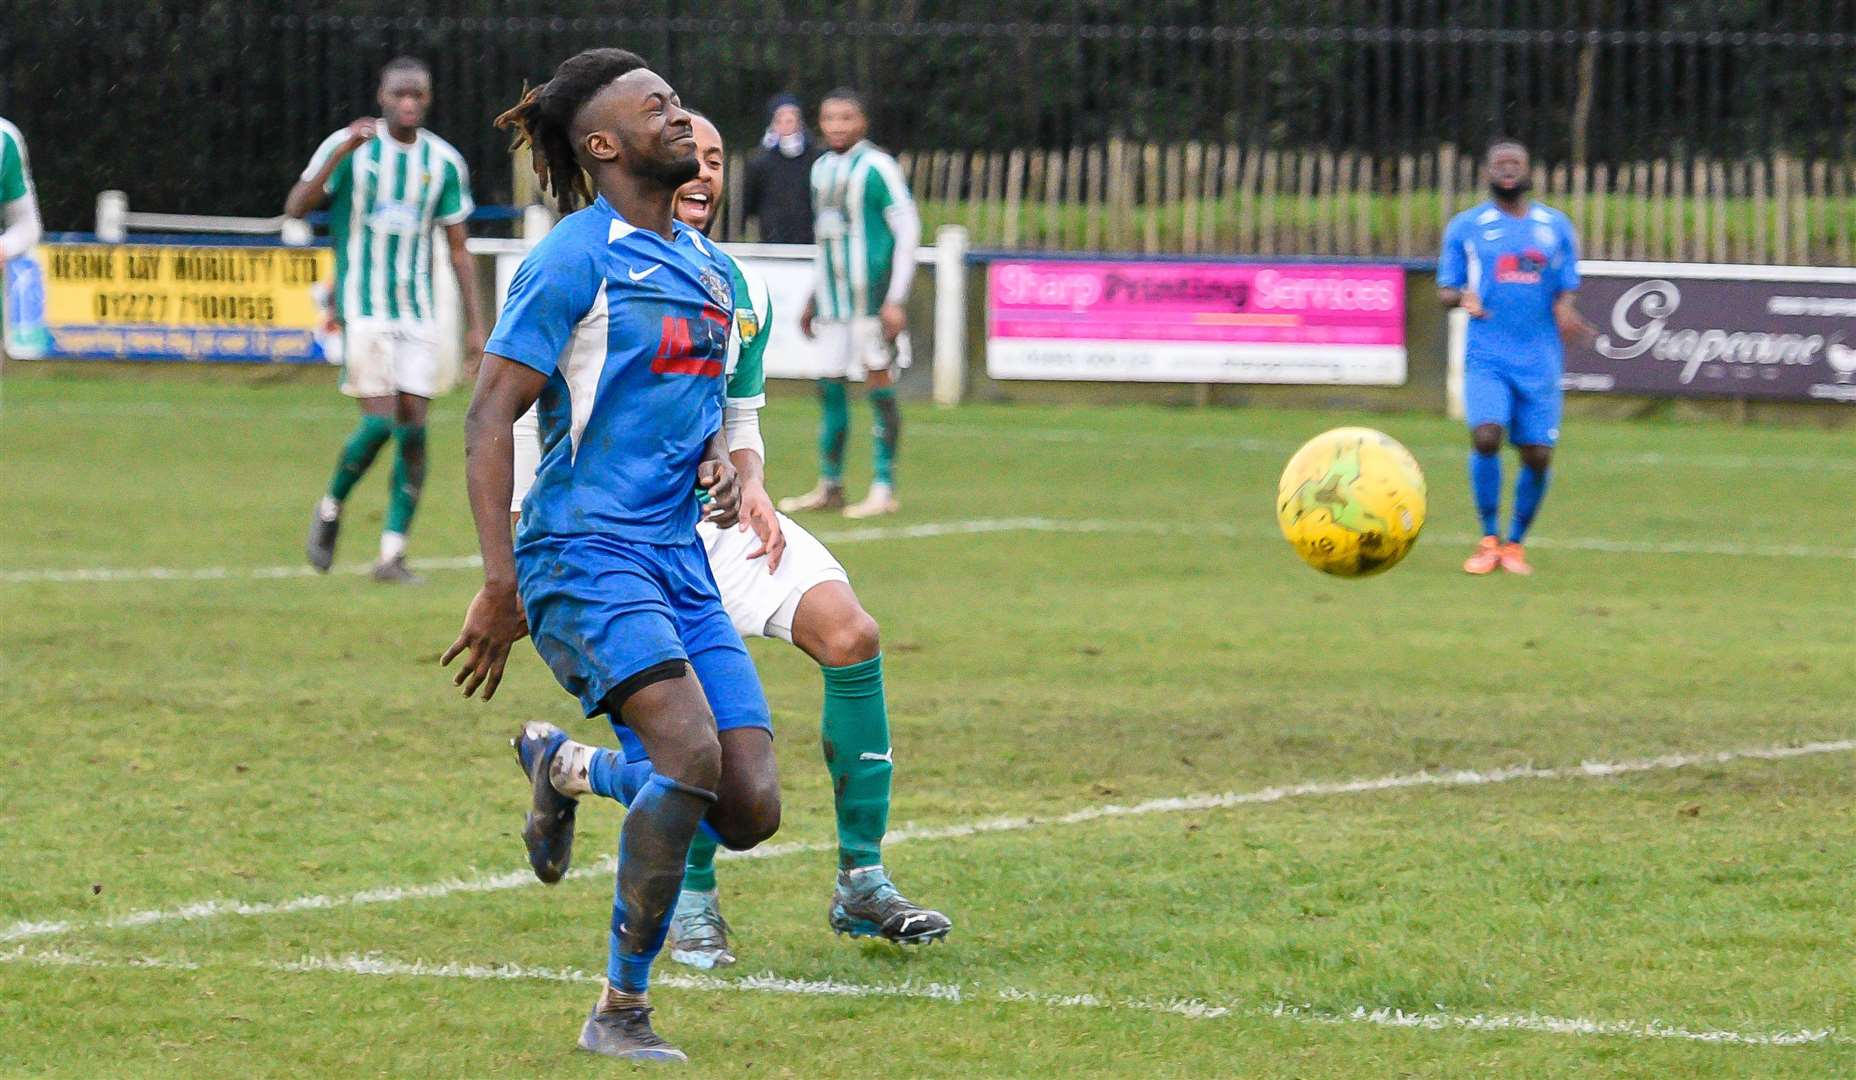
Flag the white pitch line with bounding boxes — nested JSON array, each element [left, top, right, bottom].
[[14, 400, 1854, 473], [0, 948, 1837, 1048], [5, 739, 1850, 948], [3, 400, 455, 423], [1262, 1001, 1839, 1047], [910, 423, 1856, 473], [0, 555, 487, 585], [7, 514, 1853, 584], [0, 520, 1064, 584]]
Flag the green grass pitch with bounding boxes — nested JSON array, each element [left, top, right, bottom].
[[2, 369, 1853, 1077]]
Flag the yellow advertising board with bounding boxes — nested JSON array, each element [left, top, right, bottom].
[[4, 241, 335, 362]]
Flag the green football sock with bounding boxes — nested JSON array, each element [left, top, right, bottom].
[[326, 414, 393, 502], [868, 386, 900, 488], [818, 380, 849, 483], [821, 654, 892, 870], [682, 830, 719, 892], [384, 422, 426, 536]]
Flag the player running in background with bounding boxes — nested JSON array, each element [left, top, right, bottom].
[[291, 57, 488, 583], [1438, 138, 1594, 576], [780, 88, 920, 520], [509, 112, 951, 970], [0, 116, 44, 358], [446, 49, 782, 1064]]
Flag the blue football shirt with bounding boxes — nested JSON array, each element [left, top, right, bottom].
[[486, 194, 735, 547], [1438, 201, 1581, 374]]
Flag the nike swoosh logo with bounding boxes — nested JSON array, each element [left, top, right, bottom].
[[628, 265, 662, 282]]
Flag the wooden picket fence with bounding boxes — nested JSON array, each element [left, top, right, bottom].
[[711, 141, 1856, 266]]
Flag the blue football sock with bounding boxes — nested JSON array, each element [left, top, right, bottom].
[[1469, 450, 1503, 538], [586, 751, 723, 844], [584, 748, 638, 803], [608, 773, 716, 993], [1510, 465, 1551, 543]]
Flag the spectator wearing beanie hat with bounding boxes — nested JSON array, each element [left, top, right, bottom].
[[742, 91, 822, 243]]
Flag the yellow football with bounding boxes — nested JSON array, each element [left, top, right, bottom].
[[1276, 427, 1427, 577]]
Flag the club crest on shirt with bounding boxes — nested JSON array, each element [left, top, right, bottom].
[[699, 268, 732, 309], [735, 307, 761, 344]]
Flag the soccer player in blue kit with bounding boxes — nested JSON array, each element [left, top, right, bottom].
[[442, 49, 782, 1064], [1438, 138, 1596, 576]]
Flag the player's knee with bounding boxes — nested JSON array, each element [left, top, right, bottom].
[[1470, 425, 1504, 456], [716, 779, 782, 850], [1520, 445, 1553, 470], [658, 726, 723, 793], [819, 610, 881, 668]]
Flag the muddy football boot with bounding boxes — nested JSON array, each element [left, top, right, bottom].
[[577, 1003, 687, 1063], [665, 889, 736, 970], [512, 721, 577, 883], [828, 866, 952, 945]]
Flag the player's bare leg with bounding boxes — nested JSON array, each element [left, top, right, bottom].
[[308, 394, 395, 572], [573, 671, 730, 1064], [1464, 422, 1505, 574], [665, 728, 780, 969], [790, 581, 950, 945]]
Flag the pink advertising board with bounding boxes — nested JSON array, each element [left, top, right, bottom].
[[986, 259, 1408, 384]]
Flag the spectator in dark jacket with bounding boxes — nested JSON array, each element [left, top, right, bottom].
[[742, 92, 822, 243]]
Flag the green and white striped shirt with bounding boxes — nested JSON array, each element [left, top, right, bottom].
[[0, 117, 32, 205], [810, 140, 914, 320], [301, 128, 472, 323], [723, 251, 770, 408]]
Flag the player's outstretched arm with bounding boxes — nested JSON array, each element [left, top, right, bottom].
[[443, 354, 547, 701]]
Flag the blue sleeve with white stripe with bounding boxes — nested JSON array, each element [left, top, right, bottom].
[[1437, 213, 1469, 291], [1555, 213, 1581, 294], [485, 225, 601, 377]]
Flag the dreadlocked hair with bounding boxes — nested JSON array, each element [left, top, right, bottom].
[[495, 48, 650, 214]]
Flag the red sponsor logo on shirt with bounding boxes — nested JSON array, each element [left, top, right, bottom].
[[1495, 250, 1548, 285], [652, 304, 730, 377]]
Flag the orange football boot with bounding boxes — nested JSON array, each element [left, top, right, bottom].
[[1463, 535, 1503, 575], [1498, 541, 1533, 576]]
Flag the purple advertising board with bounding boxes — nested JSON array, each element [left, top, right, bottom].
[[986, 259, 1407, 384], [1565, 264, 1856, 402]]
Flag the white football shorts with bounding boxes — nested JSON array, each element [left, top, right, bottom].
[[340, 317, 441, 399], [700, 512, 848, 642], [812, 317, 911, 382]]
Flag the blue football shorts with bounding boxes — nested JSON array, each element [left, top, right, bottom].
[[517, 534, 773, 761], [1464, 361, 1562, 447]]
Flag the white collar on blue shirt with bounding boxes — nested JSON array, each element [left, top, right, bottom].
[[594, 194, 711, 253]]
